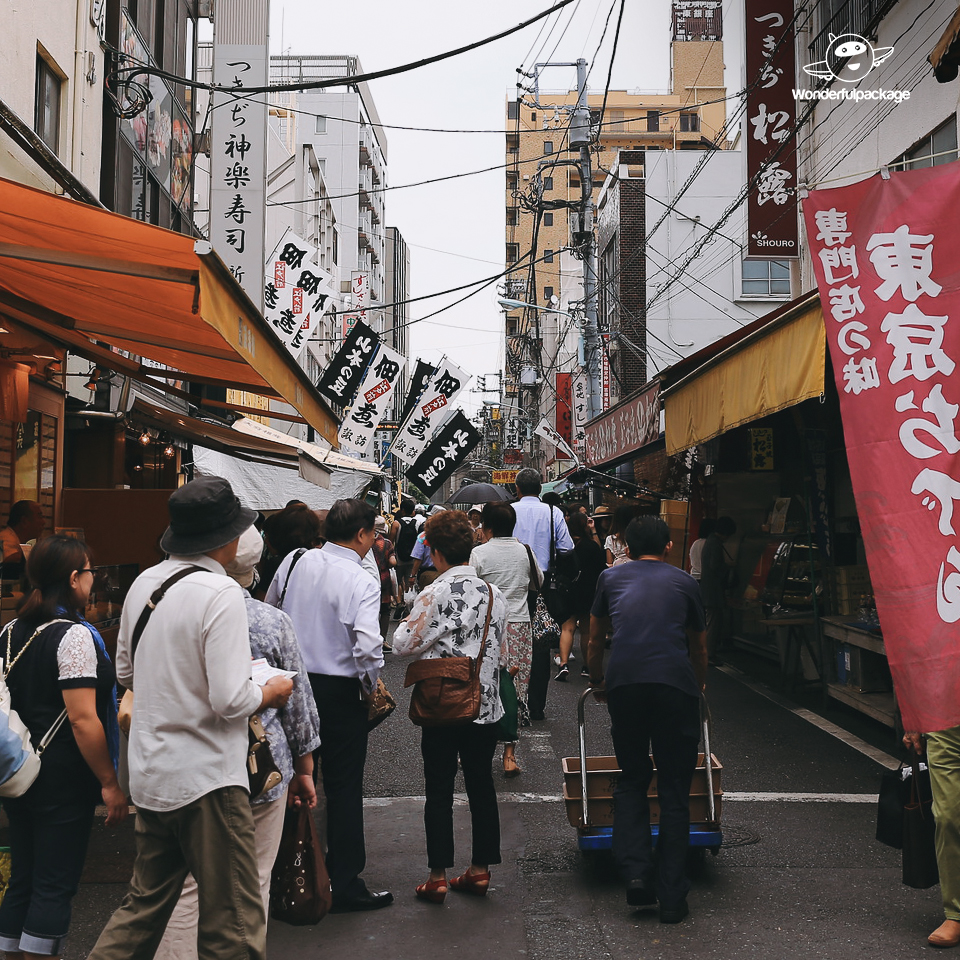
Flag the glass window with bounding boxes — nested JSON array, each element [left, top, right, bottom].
[[680, 112, 700, 132], [506, 207, 518, 226], [543, 140, 554, 155], [544, 212, 554, 226], [544, 286, 554, 302], [544, 249, 554, 263], [506, 243, 519, 263], [742, 260, 791, 296], [315, 115, 326, 134], [507, 101, 519, 120], [891, 119, 958, 171], [35, 56, 61, 154], [543, 176, 553, 191], [646, 111, 660, 132]]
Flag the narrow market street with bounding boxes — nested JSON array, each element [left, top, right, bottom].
[[64, 631, 937, 960]]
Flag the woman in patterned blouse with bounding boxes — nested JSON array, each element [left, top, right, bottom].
[[394, 511, 509, 904]]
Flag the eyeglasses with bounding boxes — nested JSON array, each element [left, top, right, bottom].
[[77, 568, 95, 576]]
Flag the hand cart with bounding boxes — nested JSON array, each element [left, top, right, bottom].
[[562, 688, 723, 856]]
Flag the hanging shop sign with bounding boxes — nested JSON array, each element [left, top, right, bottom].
[[315, 319, 378, 408], [803, 162, 960, 731], [262, 229, 336, 356], [338, 343, 407, 457], [342, 272, 369, 337], [744, 0, 799, 259], [571, 369, 589, 458], [210, 25, 269, 301], [397, 359, 437, 428], [391, 358, 469, 462], [556, 373, 573, 445], [492, 470, 519, 485], [583, 382, 660, 467], [534, 416, 577, 463], [406, 410, 481, 497]]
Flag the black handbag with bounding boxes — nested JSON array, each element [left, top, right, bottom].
[[541, 506, 578, 625], [876, 763, 910, 849], [902, 758, 939, 889]]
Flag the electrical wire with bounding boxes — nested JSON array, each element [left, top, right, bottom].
[[593, 0, 626, 135]]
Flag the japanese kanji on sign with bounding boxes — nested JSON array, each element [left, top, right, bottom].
[[337, 342, 406, 457], [391, 358, 469, 463], [803, 160, 960, 732], [315, 318, 378, 408], [406, 410, 482, 497]]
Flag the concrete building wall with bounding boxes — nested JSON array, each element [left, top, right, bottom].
[[0, 0, 105, 193]]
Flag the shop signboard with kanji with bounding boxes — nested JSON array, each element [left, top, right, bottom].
[[315, 319, 378, 408], [391, 359, 469, 462], [492, 470, 518, 485], [583, 382, 660, 468], [406, 411, 481, 497], [338, 343, 406, 457], [745, 0, 799, 258], [263, 229, 336, 356], [803, 161, 960, 731]]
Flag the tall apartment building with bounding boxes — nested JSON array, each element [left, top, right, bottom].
[[270, 55, 389, 337], [384, 226, 410, 420], [503, 0, 726, 447]]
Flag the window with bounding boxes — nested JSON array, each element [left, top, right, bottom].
[[315, 115, 326, 134], [543, 212, 554, 226], [506, 207, 518, 226], [680, 112, 700, 133], [890, 119, 958, 171], [543, 249, 554, 263], [646, 111, 660, 132], [507, 101, 519, 120], [318, 158, 326, 174], [506, 135, 519, 155], [506, 170, 518, 191], [544, 286, 554, 302], [543, 140, 554, 155], [531, 111, 537, 122], [543, 176, 553, 191], [610, 110, 625, 132], [742, 259, 791, 297], [35, 55, 61, 154], [506, 243, 519, 264]]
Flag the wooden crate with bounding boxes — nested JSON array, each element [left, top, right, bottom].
[[561, 753, 722, 828]]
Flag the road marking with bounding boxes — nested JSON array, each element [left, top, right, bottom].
[[717, 664, 899, 768]]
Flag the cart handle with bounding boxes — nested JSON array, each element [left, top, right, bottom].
[[578, 688, 594, 828]]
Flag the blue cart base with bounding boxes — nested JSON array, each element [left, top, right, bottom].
[[577, 824, 723, 853]]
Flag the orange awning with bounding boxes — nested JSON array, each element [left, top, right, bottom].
[[0, 177, 338, 444]]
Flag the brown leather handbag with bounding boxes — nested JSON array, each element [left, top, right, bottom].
[[404, 582, 494, 727]]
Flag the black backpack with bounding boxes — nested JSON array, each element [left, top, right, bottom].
[[395, 517, 419, 561]]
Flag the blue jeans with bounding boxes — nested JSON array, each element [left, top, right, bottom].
[[607, 682, 700, 909], [0, 795, 96, 956]]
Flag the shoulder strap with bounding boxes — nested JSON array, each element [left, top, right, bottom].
[[524, 544, 540, 591], [131, 565, 206, 657], [277, 548, 307, 610], [475, 581, 495, 669], [548, 505, 557, 570], [4, 618, 73, 679]]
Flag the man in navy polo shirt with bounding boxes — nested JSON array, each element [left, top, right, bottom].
[[588, 515, 707, 925]]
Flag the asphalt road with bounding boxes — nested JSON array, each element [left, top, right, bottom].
[[62, 632, 942, 960]]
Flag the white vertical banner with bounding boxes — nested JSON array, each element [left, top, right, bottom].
[[571, 369, 590, 457], [535, 416, 578, 464], [342, 272, 370, 337], [263, 228, 336, 355], [391, 358, 470, 462], [209, 4, 269, 305], [338, 343, 407, 457]]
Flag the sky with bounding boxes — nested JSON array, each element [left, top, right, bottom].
[[267, 0, 741, 415]]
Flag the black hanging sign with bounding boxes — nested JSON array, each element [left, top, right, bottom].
[[397, 359, 436, 430], [315, 319, 378, 407], [406, 411, 481, 497]]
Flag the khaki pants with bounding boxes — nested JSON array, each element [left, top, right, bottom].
[[88, 786, 266, 960], [153, 797, 285, 960], [926, 726, 960, 921]]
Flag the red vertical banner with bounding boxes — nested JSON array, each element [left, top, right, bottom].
[[556, 372, 572, 444], [803, 161, 960, 732], [745, 0, 799, 259]]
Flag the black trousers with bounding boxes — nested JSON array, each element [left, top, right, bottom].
[[607, 682, 700, 909], [420, 723, 501, 869], [309, 673, 370, 903]]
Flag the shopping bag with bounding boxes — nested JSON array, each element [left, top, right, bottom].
[[531, 594, 560, 650], [270, 805, 332, 925], [876, 763, 909, 849], [902, 759, 939, 889], [495, 667, 518, 742]]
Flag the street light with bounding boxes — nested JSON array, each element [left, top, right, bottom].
[[498, 297, 573, 315]]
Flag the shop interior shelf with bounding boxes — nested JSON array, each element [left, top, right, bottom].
[[826, 682, 896, 727], [820, 616, 885, 656]]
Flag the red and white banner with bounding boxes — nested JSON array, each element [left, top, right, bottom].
[[803, 161, 960, 733]]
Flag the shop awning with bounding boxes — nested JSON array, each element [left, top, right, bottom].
[[0, 177, 338, 444], [931, 3, 960, 82], [663, 292, 824, 455]]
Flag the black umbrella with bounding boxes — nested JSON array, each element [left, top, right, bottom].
[[451, 482, 514, 506]]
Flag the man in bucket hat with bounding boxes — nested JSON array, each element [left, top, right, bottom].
[[89, 477, 294, 960]]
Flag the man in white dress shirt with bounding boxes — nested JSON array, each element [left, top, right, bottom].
[[89, 476, 294, 960], [266, 498, 393, 913], [512, 468, 575, 721]]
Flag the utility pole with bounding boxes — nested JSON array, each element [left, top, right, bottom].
[[569, 58, 603, 422]]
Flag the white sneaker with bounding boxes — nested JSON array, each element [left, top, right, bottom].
[[554, 655, 562, 666]]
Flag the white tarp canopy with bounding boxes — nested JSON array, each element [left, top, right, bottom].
[[193, 446, 371, 511]]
